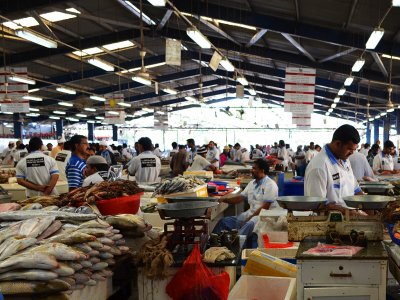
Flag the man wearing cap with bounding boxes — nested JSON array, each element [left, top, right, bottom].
[[51, 136, 66, 158], [1, 141, 16, 166], [98, 141, 117, 166], [187, 146, 218, 173], [128, 137, 161, 183], [220, 146, 230, 167], [83, 155, 111, 187], [372, 140, 400, 174], [66, 135, 88, 191], [16, 137, 59, 197]]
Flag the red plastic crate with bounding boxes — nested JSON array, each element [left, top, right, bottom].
[[96, 194, 141, 215]]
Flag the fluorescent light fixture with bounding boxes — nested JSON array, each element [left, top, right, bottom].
[[185, 96, 197, 102], [66, 8, 81, 14], [103, 40, 134, 51], [23, 95, 42, 101], [56, 87, 76, 94], [382, 54, 400, 61], [147, 0, 166, 6], [3, 17, 39, 30], [325, 112, 330, 116], [155, 110, 165, 115], [84, 107, 96, 112], [328, 108, 333, 113], [29, 108, 40, 112], [87, 58, 114, 72], [15, 29, 57, 48], [248, 88, 257, 96], [95, 116, 105, 119], [2, 112, 13, 115], [374, 115, 380, 119], [28, 88, 39, 93], [380, 112, 387, 117], [107, 111, 119, 115], [132, 75, 152, 86], [183, 13, 257, 31], [123, 1, 156, 25], [9, 75, 36, 85], [72, 47, 103, 57], [58, 101, 73, 107], [76, 114, 87, 118], [142, 107, 154, 112], [365, 28, 384, 49], [128, 62, 166, 72], [117, 102, 131, 107], [220, 58, 235, 72], [387, 108, 395, 113], [154, 119, 160, 122], [352, 58, 365, 72], [162, 88, 178, 95], [26, 113, 40, 117], [54, 111, 66, 115], [66, 117, 79, 122], [87, 120, 95, 123], [186, 27, 212, 49], [236, 76, 249, 86], [334, 97, 340, 103], [90, 95, 106, 102], [49, 116, 60, 120], [344, 76, 354, 86], [338, 88, 346, 96], [40, 11, 76, 22], [331, 103, 337, 108], [369, 117, 374, 121]]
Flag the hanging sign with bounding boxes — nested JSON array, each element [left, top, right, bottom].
[[0, 67, 30, 113], [166, 39, 181, 66], [292, 113, 311, 125], [104, 93, 125, 124], [209, 51, 222, 72]]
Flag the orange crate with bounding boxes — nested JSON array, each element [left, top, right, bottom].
[[96, 194, 141, 215]]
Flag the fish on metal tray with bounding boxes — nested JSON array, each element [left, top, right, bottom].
[[0, 279, 70, 295]]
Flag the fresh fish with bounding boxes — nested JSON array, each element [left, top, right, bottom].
[[110, 234, 123, 241], [99, 252, 113, 259], [20, 203, 43, 210], [19, 217, 40, 236], [0, 221, 19, 228], [37, 220, 63, 241], [78, 219, 110, 229], [0, 269, 58, 281], [86, 279, 97, 286], [88, 241, 104, 249], [0, 252, 58, 273], [0, 210, 97, 221], [75, 206, 93, 214], [80, 260, 92, 268], [100, 245, 111, 252], [66, 262, 83, 271], [90, 257, 100, 264], [76, 227, 111, 237], [92, 262, 108, 271], [106, 214, 146, 230], [115, 239, 126, 246], [74, 272, 90, 284], [47, 232, 96, 245], [27, 243, 84, 261], [91, 273, 106, 281], [62, 223, 79, 229], [0, 223, 22, 244], [58, 206, 77, 213], [105, 258, 115, 266], [58, 276, 75, 286], [73, 243, 92, 253], [101, 269, 113, 277], [42, 205, 60, 211], [111, 229, 120, 234], [0, 237, 37, 261], [97, 237, 114, 246], [87, 249, 100, 257], [109, 246, 122, 256], [0, 279, 70, 295], [27, 216, 56, 238], [54, 262, 75, 276], [80, 269, 92, 276]]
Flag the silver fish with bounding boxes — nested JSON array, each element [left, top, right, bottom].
[[78, 219, 110, 229], [87, 249, 100, 257], [27, 216, 56, 238], [74, 272, 90, 284], [27, 243, 84, 261], [97, 237, 114, 246], [37, 220, 63, 241], [54, 263, 75, 276], [47, 232, 96, 245], [99, 252, 113, 259], [80, 261, 92, 268], [91, 273, 106, 281], [73, 243, 92, 253], [90, 257, 100, 264], [20, 203, 43, 210], [0, 211, 97, 221], [0, 269, 58, 281], [110, 234, 123, 241], [0, 237, 37, 261], [92, 262, 108, 271], [109, 246, 122, 256], [100, 245, 111, 252], [58, 276, 76, 287], [66, 262, 83, 271], [0, 279, 70, 295], [76, 228, 111, 237], [88, 241, 103, 249], [0, 252, 58, 273]]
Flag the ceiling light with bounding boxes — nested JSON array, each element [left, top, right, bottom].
[[3, 17, 39, 30], [95, 116, 105, 119], [248, 88, 257, 96], [87, 120, 95, 123], [15, 30, 57, 48], [132, 75, 152, 86], [72, 47, 103, 57], [29, 108, 40, 112], [186, 27, 212, 49], [344, 76, 354, 86], [325, 112, 330, 116], [147, 0, 166, 6], [369, 117, 374, 121], [380, 112, 387, 117], [8, 75, 36, 85], [220, 58, 235, 72], [352, 58, 365, 72], [334, 97, 340, 103], [382, 54, 400, 61], [236, 75, 249, 86], [212, 19, 256, 31], [84, 107, 96, 112], [65, 8, 81, 14], [40, 11, 76, 22], [87, 58, 114, 72], [331, 103, 337, 108], [162, 88, 178, 95], [338, 88, 346, 96], [103, 40, 134, 51], [76, 114, 87, 118], [154, 119, 160, 122], [155, 110, 165, 115], [2, 112, 13, 115], [28, 88, 39, 93], [365, 28, 384, 49], [58, 101, 73, 107], [117, 102, 131, 107], [328, 108, 333, 113], [375, 115, 380, 119], [129, 62, 166, 72], [56, 87, 76, 94], [142, 107, 153, 112], [107, 111, 119, 115], [185, 96, 197, 102], [23, 95, 42, 101], [66, 117, 79, 122], [90, 95, 106, 102], [123, 1, 156, 25], [49, 116, 60, 120], [54, 111, 66, 115], [387, 108, 395, 113], [26, 113, 40, 117]]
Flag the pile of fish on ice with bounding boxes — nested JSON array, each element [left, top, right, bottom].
[[0, 209, 146, 297]]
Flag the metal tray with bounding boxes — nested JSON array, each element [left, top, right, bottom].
[[276, 196, 327, 211], [343, 195, 395, 210], [157, 201, 219, 219], [359, 181, 392, 186], [164, 196, 218, 203]]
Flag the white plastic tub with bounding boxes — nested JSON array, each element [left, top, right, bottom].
[[228, 275, 296, 300]]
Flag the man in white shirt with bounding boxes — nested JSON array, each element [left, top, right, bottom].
[[128, 137, 161, 183], [304, 124, 365, 215], [186, 138, 197, 166], [13, 143, 28, 166], [121, 143, 132, 162], [153, 143, 162, 158], [55, 141, 72, 182], [372, 140, 399, 174], [16, 137, 59, 197], [83, 155, 110, 187], [359, 143, 370, 157], [349, 151, 375, 181], [252, 144, 264, 159], [206, 141, 220, 168], [187, 146, 217, 172], [1, 141, 16, 166], [213, 159, 279, 237], [305, 142, 317, 163], [233, 143, 250, 163], [277, 140, 290, 169]]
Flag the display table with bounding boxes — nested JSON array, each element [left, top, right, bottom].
[[0, 180, 68, 201]]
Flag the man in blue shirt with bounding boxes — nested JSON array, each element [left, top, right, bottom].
[[66, 135, 88, 191]]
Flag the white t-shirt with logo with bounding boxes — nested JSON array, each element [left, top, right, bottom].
[[55, 150, 72, 182], [206, 148, 220, 168], [372, 152, 394, 172], [83, 171, 109, 187], [187, 155, 211, 171], [128, 151, 161, 183]]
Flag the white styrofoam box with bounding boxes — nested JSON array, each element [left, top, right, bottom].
[[260, 208, 288, 221], [228, 275, 296, 300]]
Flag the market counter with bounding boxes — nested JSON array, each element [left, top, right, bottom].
[[0, 180, 69, 201]]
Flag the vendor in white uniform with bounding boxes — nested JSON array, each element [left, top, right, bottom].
[[252, 144, 264, 159], [16, 137, 59, 197], [206, 141, 220, 168], [83, 155, 110, 187], [187, 146, 218, 173], [54, 141, 72, 182], [233, 143, 250, 163], [213, 159, 279, 237], [304, 124, 366, 215], [372, 140, 399, 175], [128, 137, 161, 184]]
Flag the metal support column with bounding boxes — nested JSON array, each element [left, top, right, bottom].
[[13, 113, 22, 140], [112, 125, 118, 142], [383, 118, 390, 142], [87, 123, 94, 142], [396, 110, 400, 135], [55, 119, 63, 139], [366, 122, 371, 145], [373, 119, 380, 144]]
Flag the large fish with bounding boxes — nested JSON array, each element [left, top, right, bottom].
[[0, 223, 22, 244], [0, 211, 97, 221], [106, 214, 146, 230], [0, 237, 37, 261], [0, 279, 70, 295], [47, 232, 96, 245], [78, 219, 110, 229], [19, 216, 56, 238], [0, 269, 58, 281], [54, 262, 75, 276], [0, 252, 58, 273], [76, 227, 111, 237], [37, 220, 63, 241], [27, 243, 86, 261]]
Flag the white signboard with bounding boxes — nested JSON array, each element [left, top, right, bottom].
[[284, 103, 314, 114], [209, 51, 222, 72], [0, 67, 29, 113], [166, 39, 181, 66], [104, 93, 125, 124], [292, 114, 311, 125]]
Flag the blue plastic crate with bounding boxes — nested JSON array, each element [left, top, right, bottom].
[[282, 181, 304, 196]]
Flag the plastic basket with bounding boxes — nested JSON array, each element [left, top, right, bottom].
[[387, 223, 400, 246], [96, 194, 141, 215]]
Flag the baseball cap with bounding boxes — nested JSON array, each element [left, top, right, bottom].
[[87, 155, 107, 165], [99, 141, 108, 147], [223, 146, 230, 150], [197, 146, 208, 154]]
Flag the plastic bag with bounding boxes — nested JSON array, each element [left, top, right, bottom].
[[166, 244, 230, 300]]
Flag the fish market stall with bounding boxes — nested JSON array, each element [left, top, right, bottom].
[[0, 181, 69, 201]]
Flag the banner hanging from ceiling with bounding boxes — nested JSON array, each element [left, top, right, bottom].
[[0, 67, 30, 113], [104, 93, 125, 124], [166, 38, 181, 66], [284, 67, 315, 115]]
